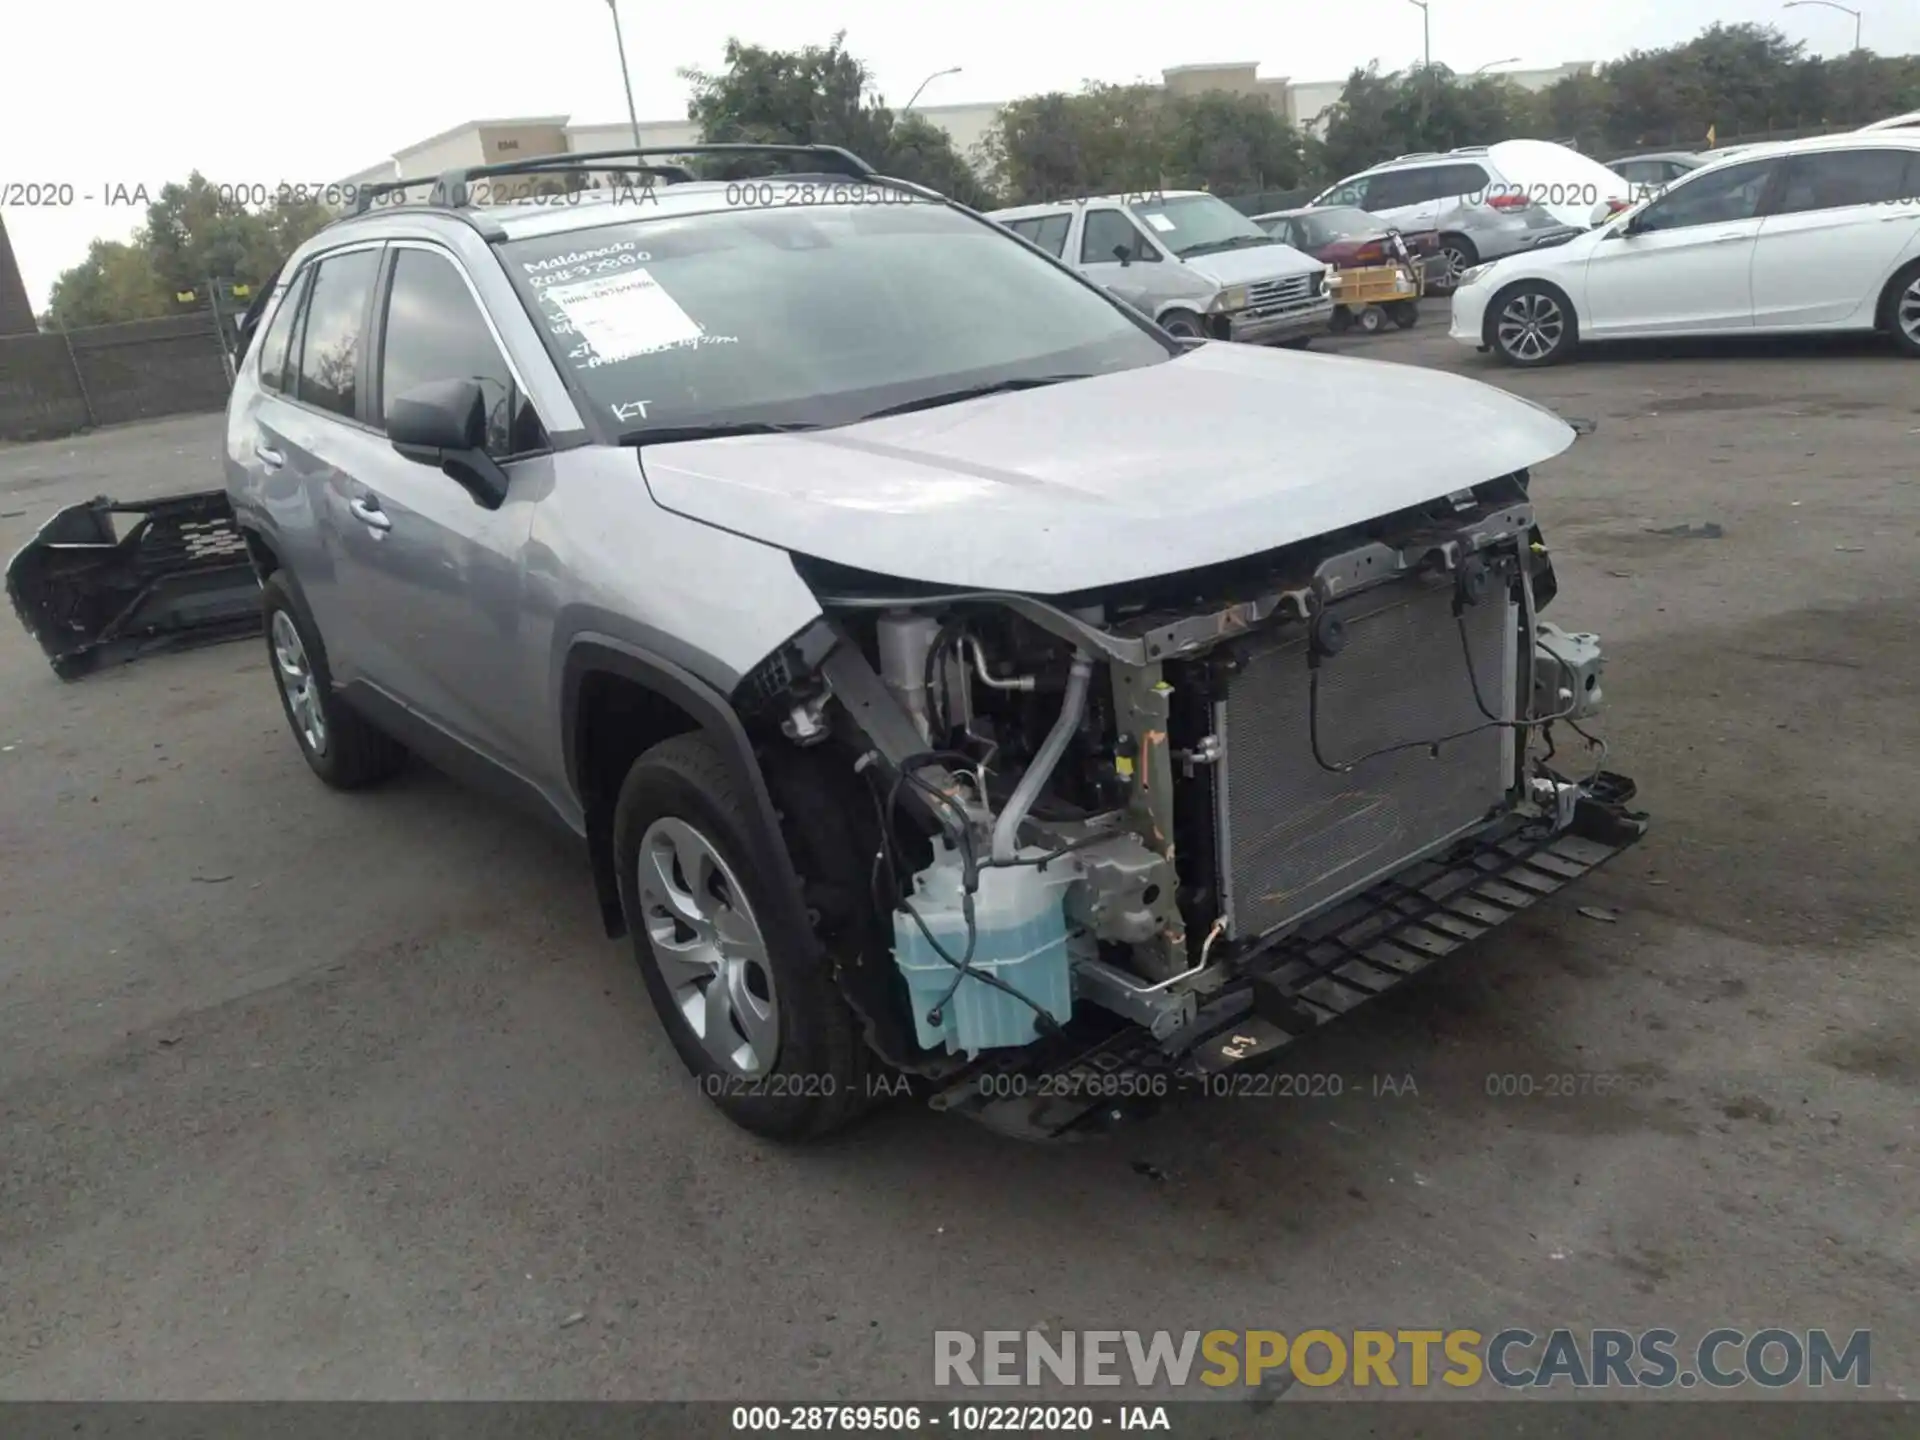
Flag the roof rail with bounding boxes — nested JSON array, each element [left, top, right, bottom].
[[1389, 151, 1443, 162], [348, 143, 876, 217], [435, 143, 874, 206], [1448, 145, 1491, 155], [351, 162, 695, 216]]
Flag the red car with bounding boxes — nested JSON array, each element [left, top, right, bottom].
[[1253, 206, 1451, 290]]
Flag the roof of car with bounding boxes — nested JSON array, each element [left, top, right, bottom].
[[314, 173, 948, 249], [1692, 129, 1920, 168], [987, 191, 1208, 220], [1606, 151, 1702, 165]]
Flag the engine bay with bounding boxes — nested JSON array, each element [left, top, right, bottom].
[[734, 469, 1630, 1101]]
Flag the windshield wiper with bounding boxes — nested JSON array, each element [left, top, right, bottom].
[[1178, 235, 1276, 258], [854, 375, 1091, 422], [617, 421, 822, 445]]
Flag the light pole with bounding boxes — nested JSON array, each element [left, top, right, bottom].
[[1474, 57, 1521, 74], [606, 0, 644, 148], [1406, 0, 1431, 72], [1783, 1, 1863, 52], [903, 66, 962, 115]]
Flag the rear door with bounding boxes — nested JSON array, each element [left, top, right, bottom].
[[1583, 157, 1782, 336], [1360, 167, 1441, 235], [1003, 212, 1073, 261], [330, 242, 550, 766], [1750, 148, 1920, 329]]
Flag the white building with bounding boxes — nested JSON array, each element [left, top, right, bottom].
[[341, 59, 1599, 188]]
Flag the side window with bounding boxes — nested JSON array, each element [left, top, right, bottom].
[[1362, 169, 1431, 210], [1774, 149, 1914, 215], [1434, 163, 1491, 199], [1029, 213, 1071, 258], [379, 248, 543, 459], [1081, 208, 1153, 264], [294, 249, 381, 419], [1635, 160, 1777, 232], [1003, 218, 1043, 244], [254, 268, 310, 395], [1327, 177, 1370, 207]]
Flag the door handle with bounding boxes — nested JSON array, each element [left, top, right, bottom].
[[1707, 232, 1750, 244], [254, 445, 285, 469], [348, 495, 392, 532]]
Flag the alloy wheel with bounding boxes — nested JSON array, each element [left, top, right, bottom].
[[1438, 245, 1471, 288], [1898, 276, 1920, 348], [1496, 291, 1566, 363], [638, 817, 780, 1075], [270, 610, 327, 756]]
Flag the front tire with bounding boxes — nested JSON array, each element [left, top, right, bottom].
[[614, 734, 870, 1140], [1389, 300, 1420, 329], [1487, 281, 1577, 368], [1158, 307, 1206, 340], [261, 572, 406, 788]]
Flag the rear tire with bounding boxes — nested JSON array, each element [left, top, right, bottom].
[[261, 572, 406, 789], [1435, 235, 1477, 293], [614, 734, 871, 1141], [1883, 259, 1920, 357], [1389, 301, 1420, 329], [1357, 305, 1386, 333]]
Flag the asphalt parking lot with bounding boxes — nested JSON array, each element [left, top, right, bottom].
[[2, 324, 1916, 1403]]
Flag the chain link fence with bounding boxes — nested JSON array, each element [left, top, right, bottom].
[[0, 311, 233, 443]]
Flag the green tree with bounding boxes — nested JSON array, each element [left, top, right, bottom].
[[45, 239, 169, 329], [46, 175, 336, 329], [1317, 64, 1542, 181], [682, 33, 991, 205], [1157, 91, 1308, 195]]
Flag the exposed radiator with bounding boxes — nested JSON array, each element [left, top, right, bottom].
[[1213, 575, 1517, 940]]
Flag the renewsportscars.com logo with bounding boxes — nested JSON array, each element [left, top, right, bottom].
[[933, 1328, 1873, 1391]]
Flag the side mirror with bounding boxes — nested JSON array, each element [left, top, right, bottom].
[[1113, 243, 1133, 267], [1588, 201, 1615, 228], [388, 378, 510, 509]]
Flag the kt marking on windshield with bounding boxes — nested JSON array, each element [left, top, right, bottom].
[[612, 400, 651, 423]]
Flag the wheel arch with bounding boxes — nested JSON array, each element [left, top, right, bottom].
[[562, 637, 814, 951]]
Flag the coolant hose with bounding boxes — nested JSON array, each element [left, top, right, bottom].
[[991, 651, 1094, 864]]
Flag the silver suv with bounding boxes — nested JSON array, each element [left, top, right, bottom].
[[988, 191, 1332, 344], [224, 144, 1645, 1142], [1311, 141, 1627, 289]]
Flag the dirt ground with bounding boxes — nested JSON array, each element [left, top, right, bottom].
[[1, 326, 1915, 1403]]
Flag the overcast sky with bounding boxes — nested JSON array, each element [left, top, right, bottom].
[[6, 0, 1916, 309]]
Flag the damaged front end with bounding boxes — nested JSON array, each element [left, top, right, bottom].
[[6, 491, 263, 679], [738, 469, 1646, 1139]]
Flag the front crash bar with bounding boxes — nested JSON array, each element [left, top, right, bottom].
[[928, 775, 1648, 1140], [6, 491, 263, 680]]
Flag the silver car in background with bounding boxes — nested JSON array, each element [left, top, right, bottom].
[[1311, 141, 1628, 289], [989, 191, 1332, 344]]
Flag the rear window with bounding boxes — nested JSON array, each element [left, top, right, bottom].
[[503, 199, 1170, 437]]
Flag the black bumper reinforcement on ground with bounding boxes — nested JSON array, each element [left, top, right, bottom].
[[928, 776, 1648, 1140], [6, 491, 263, 679]]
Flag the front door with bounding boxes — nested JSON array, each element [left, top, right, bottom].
[[1583, 158, 1781, 336], [1075, 207, 1165, 312], [328, 243, 551, 771]]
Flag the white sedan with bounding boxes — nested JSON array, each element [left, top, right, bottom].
[[1450, 132, 1920, 366]]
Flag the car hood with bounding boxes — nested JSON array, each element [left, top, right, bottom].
[[637, 344, 1576, 595], [1181, 243, 1322, 286]]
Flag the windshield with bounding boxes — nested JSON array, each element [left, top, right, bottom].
[[1125, 194, 1277, 258], [1297, 208, 1384, 245], [503, 199, 1171, 438]]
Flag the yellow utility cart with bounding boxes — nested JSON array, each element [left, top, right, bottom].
[[1326, 262, 1423, 334]]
